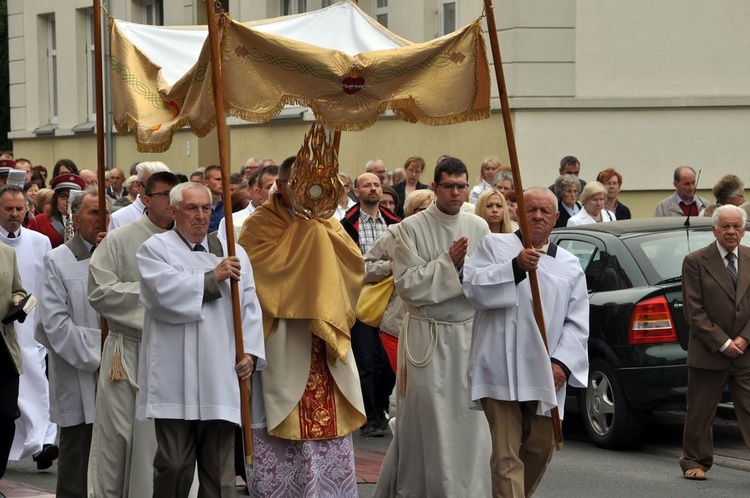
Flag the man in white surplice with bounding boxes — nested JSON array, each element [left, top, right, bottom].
[[136, 182, 265, 497], [375, 157, 492, 498], [87, 171, 181, 497], [0, 185, 57, 468], [463, 187, 589, 497], [35, 188, 107, 496], [108, 161, 169, 231]]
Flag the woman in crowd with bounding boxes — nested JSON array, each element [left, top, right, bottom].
[[34, 188, 54, 216], [596, 168, 631, 220], [553, 174, 582, 228], [469, 156, 501, 204], [702, 174, 745, 217], [52, 158, 79, 177], [123, 175, 140, 203], [34, 174, 86, 248], [391, 155, 429, 218], [362, 189, 436, 376], [474, 189, 513, 234], [32, 165, 48, 187], [23, 182, 39, 211], [494, 170, 514, 196], [567, 181, 616, 226], [380, 186, 400, 216]]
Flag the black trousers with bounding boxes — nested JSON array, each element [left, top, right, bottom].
[[351, 320, 396, 425], [0, 338, 20, 479]]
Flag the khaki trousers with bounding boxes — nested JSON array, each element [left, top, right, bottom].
[[56, 423, 92, 498], [481, 398, 554, 498], [153, 418, 236, 498]]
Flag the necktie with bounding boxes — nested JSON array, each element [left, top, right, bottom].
[[726, 252, 738, 288], [7, 231, 15, 238], [193, 243, 206, 252]]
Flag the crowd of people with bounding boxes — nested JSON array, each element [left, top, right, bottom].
[[0, 145, 747, 497]]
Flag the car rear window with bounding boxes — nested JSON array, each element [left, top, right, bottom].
[[624, 229, 750, 283]]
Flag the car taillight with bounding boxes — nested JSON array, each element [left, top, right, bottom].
[[627, 296, 678, 345]]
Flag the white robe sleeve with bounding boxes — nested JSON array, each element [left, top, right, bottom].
[[393, 224, 464, 307], [35, 253, 100, 372], [136, 238, 205, 325], [550, 268, 589, 389], [233, 242, 266, 367], [463, 235, 520, 310], [88, 237, 144, 329]]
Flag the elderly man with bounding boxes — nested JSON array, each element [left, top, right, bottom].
[[375, 157, 492, 498], [365, 159, 388, 187], [136, 182, 265, 496], [0, 185, 57, 469], [240, 156, 366, 496], [87, 171, 180, 497], [463, 187, 589, 497], [680, 204, 750, 480], [241, 158, 259, 181], [106, 168, 127, 199], [35, 188, 108, 496], [0, 244, 26, 479], [109, 161, 170, 230], [655, 166, 710, 217]]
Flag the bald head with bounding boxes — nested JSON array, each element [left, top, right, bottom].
[[79, 169, 98, 187], [355, 172, 382, 208]]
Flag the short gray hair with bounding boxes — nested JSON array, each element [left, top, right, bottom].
[[136, 161, 170, 182], [70, 187, 108, 216], [169, 182, 212, 208], [552, 174, 580, 199], [712, 204, 747, 226]]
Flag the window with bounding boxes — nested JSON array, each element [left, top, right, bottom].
[[47, 16, 58, 124], [86, 9, 96, 122], [375, 0, 388, 28], [439, 0, 458, 36], [281, 0, 306, 15], [142, 0, 163, 25]]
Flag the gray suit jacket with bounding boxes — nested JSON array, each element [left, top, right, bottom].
[[682, 242, 750, 370], [654, 194, 710, 217], [0, 243, 27, 375]]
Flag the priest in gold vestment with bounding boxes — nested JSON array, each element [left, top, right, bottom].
[[239, 152, 366, 497]]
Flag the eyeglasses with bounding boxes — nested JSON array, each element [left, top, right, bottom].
[[147, 191, 171, 198], [437, 183, 469, 191]]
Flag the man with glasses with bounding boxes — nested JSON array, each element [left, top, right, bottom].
[[376, 157, 492, 497], [87, 171, 181, 497], [365, 158, 389, 188]]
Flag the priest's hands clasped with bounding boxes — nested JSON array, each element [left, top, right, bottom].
[[517, 248, 542, 272], [214, 256, 241, 282], [449, 237, 469, 269]]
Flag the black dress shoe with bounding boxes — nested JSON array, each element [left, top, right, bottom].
[[33, 443, 59, 470]]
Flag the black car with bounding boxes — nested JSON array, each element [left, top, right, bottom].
[[550, 217, 739, 449]]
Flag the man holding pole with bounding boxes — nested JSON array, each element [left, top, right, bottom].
[[87, 171, 180, 497], [136, 182, 265, 496], [462, 187, 589, 497]]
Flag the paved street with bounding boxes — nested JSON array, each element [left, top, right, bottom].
[[2, 411, 748, 497]]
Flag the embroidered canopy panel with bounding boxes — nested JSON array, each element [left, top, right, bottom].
[[109, 0, 491, 152]]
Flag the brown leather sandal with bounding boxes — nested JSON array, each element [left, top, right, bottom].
[[683, 468, 707, 480]]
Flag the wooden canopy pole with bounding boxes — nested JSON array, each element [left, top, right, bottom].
[[204, 0, 254, 464], [93, 0, 109, 350], [482, 0, 564, 450]]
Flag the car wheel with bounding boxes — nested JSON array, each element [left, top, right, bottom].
[[581, 358, 645, 449]]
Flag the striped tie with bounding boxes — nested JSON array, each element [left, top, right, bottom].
[[726, 252, 738, 288]]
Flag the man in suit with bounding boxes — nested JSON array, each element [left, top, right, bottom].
[[0, 243, 26, 478], [655, 166, 710, 217], [680, 204, 750, 480]]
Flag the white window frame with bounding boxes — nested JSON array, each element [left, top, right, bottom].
[[374, 0, 388, 28], [47, 16, 58, 124], [438, 0, 459, 36], [86, 9, 96, 122], [281, 0, 307, 15], [142, 0, 163, 26]]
